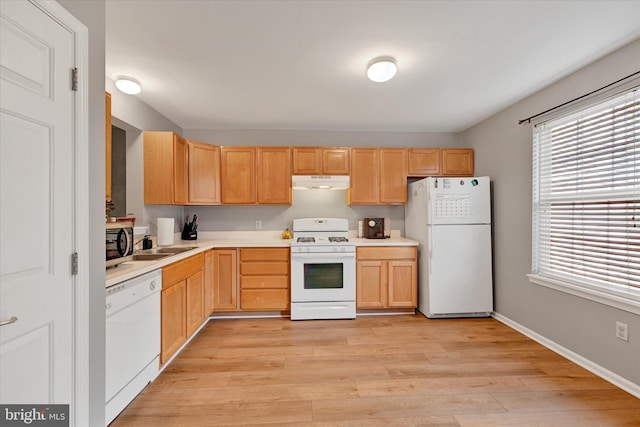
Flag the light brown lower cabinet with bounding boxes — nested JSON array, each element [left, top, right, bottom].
[[239, 247, 290, 311], [203, 249, 214, 315], [185, 269, 204, 336], [212, 248, 239, 311], [160, 280, 186, 365], [161, 253, 205, 364], [356, 247, 417, 309]]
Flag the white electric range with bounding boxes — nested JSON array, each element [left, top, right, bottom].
[[290, 218, 356, 320]]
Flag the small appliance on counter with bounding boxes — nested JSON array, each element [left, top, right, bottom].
[[157, 218, 175, 246], [364, 217, 385, 239], [106, 221, 134, 267]]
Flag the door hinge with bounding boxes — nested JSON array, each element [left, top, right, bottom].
[[72, 252, 78, 275], [71, 67, 78, 92]]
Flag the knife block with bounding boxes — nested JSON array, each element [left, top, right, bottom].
[[181, 224, 198, 240]]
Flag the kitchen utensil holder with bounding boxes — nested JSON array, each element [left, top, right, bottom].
[[181, 224, 198, 240]]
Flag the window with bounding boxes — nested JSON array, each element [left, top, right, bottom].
[[529, 88, 640, 314]]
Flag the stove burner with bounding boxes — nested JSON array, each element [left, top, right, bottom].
[[328, 236, 349, 243], [297, 237, 315, 243]]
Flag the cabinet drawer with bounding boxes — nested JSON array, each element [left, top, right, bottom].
[[357, 247, 416, 261], [163, 253, 204, 287], [240, 262, 289, 276], [240, 289, 289, 311], [240, 247, 290, 261], [240, 275, 289, 289]]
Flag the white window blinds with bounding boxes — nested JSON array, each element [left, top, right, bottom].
[[532, 88, 640, 292]]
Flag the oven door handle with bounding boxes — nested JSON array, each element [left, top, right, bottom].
[[291, 252, 355, 259]]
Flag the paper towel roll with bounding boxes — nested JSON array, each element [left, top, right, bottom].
[[157, 218, 175, 246]]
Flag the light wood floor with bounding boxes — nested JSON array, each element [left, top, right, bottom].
[[111, 315, 640, 426]]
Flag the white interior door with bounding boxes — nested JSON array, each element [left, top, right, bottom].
[[0, 0, 76, 405]]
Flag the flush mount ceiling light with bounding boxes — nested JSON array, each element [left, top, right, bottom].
[[367, 57, 397, 83], [115, 77, 142, 95]]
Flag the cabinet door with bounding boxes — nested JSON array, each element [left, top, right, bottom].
[[213, 249, 238, 310], [221, 147, 256, 204], [188, 141, 220, 205], [186, 270, 205, 336], [173, 134, 188, 204], [387, 260, 417, 307], [322, 147, 350, 175], [441, 148, 474, 176], [292, 147, 322, 175], [161, 281, 186, 364], [105, 92, 112, 200], [257, 147, 291, 205], [349, 148, 379, 205], [144, 131, 175, 204], [408, 148, 440, 176], [379, 148, 407, 204], [356, 260, 387, 308], [240, 289, 289, 311], [203, 249, 214, 315]]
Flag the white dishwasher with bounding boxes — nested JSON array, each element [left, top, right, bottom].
[[105, 269, 161, 426]]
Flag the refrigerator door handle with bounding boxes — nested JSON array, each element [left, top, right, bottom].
[[428, 225, 433, 274]]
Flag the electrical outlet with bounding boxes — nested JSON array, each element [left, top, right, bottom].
[[255, 220, 262, 229], [616, 321, 629, 342]]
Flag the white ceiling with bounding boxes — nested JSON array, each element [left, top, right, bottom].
[[105, 1, 640, 132]]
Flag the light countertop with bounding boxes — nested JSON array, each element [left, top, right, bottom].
[[106, 230, 418, 288]]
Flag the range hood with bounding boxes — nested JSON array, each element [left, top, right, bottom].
[[292, 175, 350, 190]]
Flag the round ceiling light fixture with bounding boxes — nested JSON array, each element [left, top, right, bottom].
[[367, 57, 397, 83], [115, 77, 142, 95]]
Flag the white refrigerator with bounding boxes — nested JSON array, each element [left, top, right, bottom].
[[405, 177, 493, 318]]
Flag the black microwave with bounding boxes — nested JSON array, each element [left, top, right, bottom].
[[106, 222, 134, 267]]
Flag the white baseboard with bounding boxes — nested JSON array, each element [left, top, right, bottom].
[[492, 312, 640, 399]]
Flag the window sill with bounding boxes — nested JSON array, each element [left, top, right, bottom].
[[527, 274, 640, 315]]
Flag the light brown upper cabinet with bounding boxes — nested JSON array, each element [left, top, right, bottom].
[[257, 147, 292, 204], [292, 147, 350, 175], [220, 146, 291, 205], [187, 140, 220, 205], [379, 148, 407, 204], [441, 148, 474, 176], [105, 92, 112, 201], [220, 146, 256, 204], [144, 131, 188, 205], [349, 148, 406, 205], [348, 148, 378, 204], [407, 148, 440, 177]]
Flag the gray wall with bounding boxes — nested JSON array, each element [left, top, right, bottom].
[[110, 125, 126, 217], [110, 79, 462, 236], [185, 128, 460, 148], [461, 38, 640, 385], [182, 129, 462, 233], [56, 1, 105, 425], [187, 189, 405, 233], [106, 78, 184, 234]]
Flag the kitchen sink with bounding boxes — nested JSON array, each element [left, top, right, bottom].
[[132, 246, 199, 261], [131, 253, 171, 261], [135, 246, 198, 255]]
